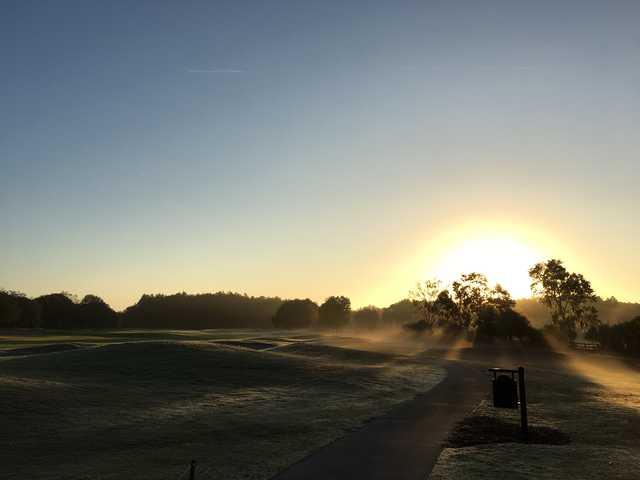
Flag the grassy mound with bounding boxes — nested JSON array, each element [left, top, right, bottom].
[[276, 342, 398, 364], [0, 343, 85, 357]]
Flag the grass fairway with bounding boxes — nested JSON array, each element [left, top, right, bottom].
[[428, 349, 640, 480], [0, 330, 444, 480]]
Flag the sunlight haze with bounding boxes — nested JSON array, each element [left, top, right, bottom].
[[3, 1, 639, 310]]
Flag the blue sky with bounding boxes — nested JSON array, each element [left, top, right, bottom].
[[3, 1, 639, 309]]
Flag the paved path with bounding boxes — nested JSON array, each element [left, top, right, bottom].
[[272, 361, 487, 480]]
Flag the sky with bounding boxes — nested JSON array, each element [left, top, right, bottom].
[[2, 1, 639, 310]]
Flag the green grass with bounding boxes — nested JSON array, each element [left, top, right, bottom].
[[0, 330, 444, 480]]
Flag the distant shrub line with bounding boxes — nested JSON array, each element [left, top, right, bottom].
[[586, 316, 640, 357]]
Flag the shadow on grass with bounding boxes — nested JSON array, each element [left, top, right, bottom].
[[446, 415, 571, 447]]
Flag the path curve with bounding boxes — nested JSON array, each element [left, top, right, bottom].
[[272, 361, 486, 480]]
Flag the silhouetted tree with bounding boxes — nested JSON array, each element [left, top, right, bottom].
[[476, 305, 537, 343], [529, 259, 599, 341], [352, 306, 381, 330], [487, 284, 516, 312], [475, 305, 500, 339], [318, 296, 351, 330], [77, 294, 118, 328], [122, 292, 282, 329], [0, 291, 22, 327], [272, 299, 318, 329], [35, 293, 78, 329], [4, 291, 42, 327], [587, 315, 640, 356], [433, 289, 459, 331], [451, 273, 491, 329], [409, 279, 442, 331], [381, 299, 414, 327]]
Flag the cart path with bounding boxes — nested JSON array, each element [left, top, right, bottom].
[[272, 361, 487, 480]]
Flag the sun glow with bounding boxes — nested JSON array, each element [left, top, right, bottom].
[[432, 234, 546, 299]]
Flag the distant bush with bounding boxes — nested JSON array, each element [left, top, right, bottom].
[[476, 306, 527, 340], [474, 306, 544, 345], [272, 299, 318, 329], [352, 306, 381, 330], [402, 319, 430, 333], [586, 316, 640, 356], [381, 299, 414, 327], [516, 297, 640, 329], [318, 296, 351, 330]]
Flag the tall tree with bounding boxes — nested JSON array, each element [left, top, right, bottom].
[[529, 259, 599, 340]]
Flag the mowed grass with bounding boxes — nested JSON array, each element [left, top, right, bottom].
[[428, 350, 640, 480], [0, 330, 444, 480]]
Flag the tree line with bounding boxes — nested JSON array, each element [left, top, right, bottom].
[[0, 288, 408, 332], [0, 291, 119, 329], [1, 258, 639, 357], [0, 291, 282, 330]]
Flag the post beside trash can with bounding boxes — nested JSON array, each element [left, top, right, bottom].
[[488, 366, 529, 440], [518, 366, 528, 438]]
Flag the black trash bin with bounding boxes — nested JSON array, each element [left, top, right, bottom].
[[492, 372, 518, 409]]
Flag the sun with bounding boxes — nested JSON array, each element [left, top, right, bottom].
[[432, 235, 545, 298]]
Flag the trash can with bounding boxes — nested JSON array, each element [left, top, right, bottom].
[[492, 372, 518, 409]]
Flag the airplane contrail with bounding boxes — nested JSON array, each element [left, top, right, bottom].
[[187, 68, 245, 73]]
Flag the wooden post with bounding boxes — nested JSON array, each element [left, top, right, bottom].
[[189, 460, 196, 480], [518, 366, 528, 440]]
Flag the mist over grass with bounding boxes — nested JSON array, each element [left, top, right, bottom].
[[0, 330, 444, 480]]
